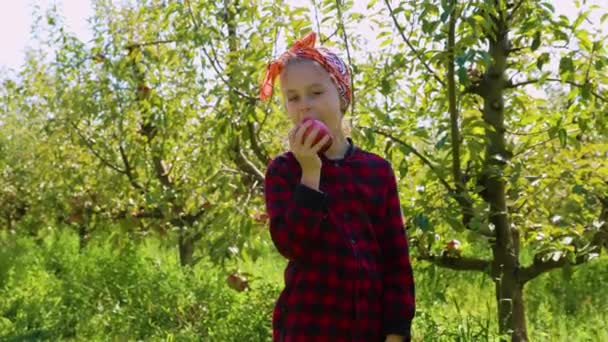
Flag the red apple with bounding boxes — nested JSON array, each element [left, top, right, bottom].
[[67, 212, 84, 225], [444, 239, 462, 258], [252, 211, 269, 223], [299, 118, 333, 153], [137, 84, 151, 100], [226, 272, 249, 292], [447, 239, 461, 250]]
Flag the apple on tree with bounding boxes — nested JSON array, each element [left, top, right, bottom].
[[442, 239, 462, 258], [137, 84, 151, 100], [252, 211, 269, 223], [226, 272, 250, 292]]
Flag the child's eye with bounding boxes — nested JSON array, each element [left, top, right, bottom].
[[288, 97, 298, 102], [313, 91, 323, 95]]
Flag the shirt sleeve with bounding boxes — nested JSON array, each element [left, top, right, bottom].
[[379, 163, 416, 337], [264, 157, 328, 262]]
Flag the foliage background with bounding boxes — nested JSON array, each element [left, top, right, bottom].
[[1, 0, 607, 340]]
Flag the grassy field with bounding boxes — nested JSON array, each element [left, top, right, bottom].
[[0, 231, 606, 341]]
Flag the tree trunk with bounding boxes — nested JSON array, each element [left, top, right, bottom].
[[482, 14, 529, 342], [78, 224, 89, 251], [512, 282, 528, 341], [492, 263, 528, 341], [6, 214, 12, 232], [178, 231, 195, 267]]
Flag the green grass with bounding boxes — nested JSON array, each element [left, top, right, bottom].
[[0, 231, 606, 341], [236, 240, 607, 341]]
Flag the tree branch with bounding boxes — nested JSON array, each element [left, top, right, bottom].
[[118, 143, 143, 190], [507, 0, 526, 21], [185, 0, 256, 104], [113, 207, 163, 220], [70, 122, 125, 174], [246, 120, 269, 165], [222, 0, 264, 188], [319, 28, 341, 45], [171, 211, 206, 228], [152, 154, 172, 188], [446, 0, 474, 226], [125, 39, 178, 51], [235, 147, 264, 183], [418, 253, 491, 273], [335, 0, 356, 117], [519, 253, 589, 284], [207, 49, 255, 104], [359, 125, 454, 193], [507, 47, 526, 54], [505, 79, 541, 88], [506, 78, 607, 102], [115, 203, 209, 227], [312, 0, 322, 42], [512, 128, 580, 158], [505, 127, 552, 136], [584, 42, 597, 84], [447, 2, 462, 186], [384, 0, 445, 87], [520, 198, 608, 284], [463, 83, 485, 96]]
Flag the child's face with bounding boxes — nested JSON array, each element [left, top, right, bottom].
[[280, 59, 343, 134]]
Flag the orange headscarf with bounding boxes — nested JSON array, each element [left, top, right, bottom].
[[259, 32, 352, 109]]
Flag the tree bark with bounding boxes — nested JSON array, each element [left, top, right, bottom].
[[178, 231, 195, 267], [482, 11, 528, 342], [178, 228, 204, 267], [446, 0, 474, 227], [512, 282, 528, 341], [6, 213, 12, 232], [78, 224, 89, 252]]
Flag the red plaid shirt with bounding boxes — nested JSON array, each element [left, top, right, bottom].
[[264, 139, 415, 342]]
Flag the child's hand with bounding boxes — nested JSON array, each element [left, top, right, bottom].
[[288, 120, 330, 190], [288, 120, 330, 172], [385, 334, 404, 342]]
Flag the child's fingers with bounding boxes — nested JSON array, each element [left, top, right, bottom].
[[303, 125, 321, 149], [287, 127, 297, 146], [294, 120, 312, 148], [288, 124, 303, 149], [311, 134, 330, 152]]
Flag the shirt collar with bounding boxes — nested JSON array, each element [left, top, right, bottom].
[[320, 137, 356, 162]]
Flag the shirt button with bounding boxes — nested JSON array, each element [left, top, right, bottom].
[[334, 162, 340, 167]]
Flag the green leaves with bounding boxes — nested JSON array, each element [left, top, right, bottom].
[[536, 52, 550, 71], [531, 31, 542, 51], [558, 128, 568, 147], [559, 56, 575, 79], [575, 29, 593, 51], [413, 212, 433, 232], [1, 0, 608, 284]]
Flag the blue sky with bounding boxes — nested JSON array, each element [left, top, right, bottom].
[[1, 0, 606, 72]]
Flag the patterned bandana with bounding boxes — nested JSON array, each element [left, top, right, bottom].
[[259, 32, 352, 110]]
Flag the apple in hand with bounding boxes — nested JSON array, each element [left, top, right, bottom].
[[298, 117, 333, 153]]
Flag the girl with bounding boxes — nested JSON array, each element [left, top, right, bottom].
[[260, 32, 415, 342]]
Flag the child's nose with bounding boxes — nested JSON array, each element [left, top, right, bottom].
[[298, 102, 314, 118]]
